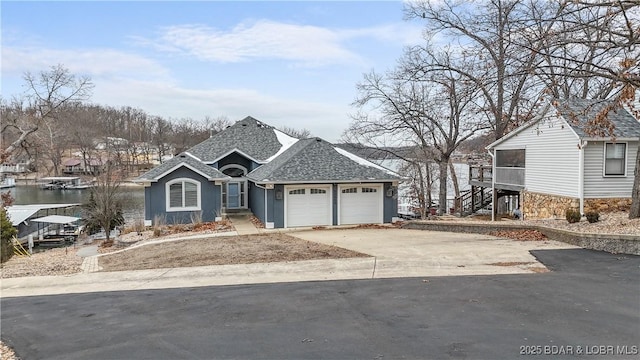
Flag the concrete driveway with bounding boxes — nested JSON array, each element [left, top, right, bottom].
[[290, 228, 576, 277], [2, 249, 638, 360], [1, 228, 576, 298]]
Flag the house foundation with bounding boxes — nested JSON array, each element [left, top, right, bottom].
[[522, 191, 632, 219], [521, 191, 579, 219], [584, 198, 632, 213]]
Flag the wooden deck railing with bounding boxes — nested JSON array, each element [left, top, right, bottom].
[[469, 165, 492, 183]]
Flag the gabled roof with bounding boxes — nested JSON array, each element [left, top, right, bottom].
[[488, 99, 640, 149], [247, 137, 401, 183], [134, 154, 229, 182], [186, 116, 298, 163], [555, 98, 640, 139]]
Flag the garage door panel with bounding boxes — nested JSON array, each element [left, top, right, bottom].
[[286, 186, 331, 227], [339, 185, 383, 225]]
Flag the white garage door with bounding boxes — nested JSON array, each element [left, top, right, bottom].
[[285, 186, 332, 227], [339, 184, 383, 225]]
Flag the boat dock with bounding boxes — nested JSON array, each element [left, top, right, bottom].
[[37, 177, 94, 190]]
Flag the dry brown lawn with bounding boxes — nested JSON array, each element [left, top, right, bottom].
[[98, 233, 369, 272]]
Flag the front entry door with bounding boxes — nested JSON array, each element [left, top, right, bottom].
[[228, 182, 240, 208]]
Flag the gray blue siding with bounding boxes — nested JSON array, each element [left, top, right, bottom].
[[264, 182, 397, 228], [383, 182, 398, 222], [144, 167, 222, 225]]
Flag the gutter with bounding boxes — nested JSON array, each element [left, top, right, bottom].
[[578, 139, 587, 215], [488, 148, 495, 222]]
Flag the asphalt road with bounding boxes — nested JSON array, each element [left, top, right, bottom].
[[2, 249, 639, 360]]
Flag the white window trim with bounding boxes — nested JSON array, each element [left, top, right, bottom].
[[166, 178, 202, 212], [219, 164, 248, 177], [602, 142, 627, 177], [226, 180, 248, 209]]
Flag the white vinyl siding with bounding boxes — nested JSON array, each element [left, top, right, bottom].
[[493, 117, 580, 197], [584, 141, 637, 198], [166, 178, 201, 211]]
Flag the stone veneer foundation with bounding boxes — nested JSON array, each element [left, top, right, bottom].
[[522, 191, 632, 219], [584, 198, 632, 213], [522, 191, 579, 219]]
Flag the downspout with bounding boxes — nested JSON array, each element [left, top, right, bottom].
[[254, 183, 270, 228], [578, 140, 587, 215], [488, 148, 495, 222]]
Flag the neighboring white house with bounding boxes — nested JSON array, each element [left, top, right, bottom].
[[484, 98, 639, 219]]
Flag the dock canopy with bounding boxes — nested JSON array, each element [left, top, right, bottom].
[[32, 215, 81, 224], [5, 204, 81, 226]]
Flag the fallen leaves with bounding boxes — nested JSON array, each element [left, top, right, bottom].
[[489, 229, 548, 241]]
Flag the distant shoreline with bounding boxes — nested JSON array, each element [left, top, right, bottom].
[[13, 178, 144, 187]]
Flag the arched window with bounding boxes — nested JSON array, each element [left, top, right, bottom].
[[166, 178, 201, 211]]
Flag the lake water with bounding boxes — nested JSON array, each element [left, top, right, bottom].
[[6, 185, 145, 223]]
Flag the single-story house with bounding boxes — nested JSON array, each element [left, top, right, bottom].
[[135, 117, 401, 228], [483, 98, 639, 219], [62, 158, 103, 175]]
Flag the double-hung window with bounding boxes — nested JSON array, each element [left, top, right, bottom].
[[166, 179, 201, 211], [604, 143, 626, 176]]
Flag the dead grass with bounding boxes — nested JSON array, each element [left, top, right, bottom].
[[0, 247, 83, 279], [98, 233, 369, 272]]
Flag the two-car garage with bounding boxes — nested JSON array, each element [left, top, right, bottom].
[[284, 184, 383, 228]]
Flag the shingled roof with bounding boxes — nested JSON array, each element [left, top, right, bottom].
[[246, 137, 401, 183], [555, 98, 640, 139], [135, 154, 229, 182], [186, 116, 297, 163]]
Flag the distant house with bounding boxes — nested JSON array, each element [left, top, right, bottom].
[[135, 117, 401, 228], [478, 99, 639, 219], [62, 158, 103, 175]]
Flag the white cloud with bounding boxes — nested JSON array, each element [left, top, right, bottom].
[[142, 20, 361, 66], [1, 46, 170, 81], [342, 23, 425, 46], [137, 20, 424, 67]]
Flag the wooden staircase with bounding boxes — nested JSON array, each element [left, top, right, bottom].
[[455, 187, 493, 216]]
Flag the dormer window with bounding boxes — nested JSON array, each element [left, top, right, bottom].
[[220, 165, 247, 177]]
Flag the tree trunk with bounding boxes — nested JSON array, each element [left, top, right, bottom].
[[425, 162, 433, 212], [629, 140, 640, 219], [438, 158, 449, 216], [415, 162, 427, 219], [449, 160, 460, 198]]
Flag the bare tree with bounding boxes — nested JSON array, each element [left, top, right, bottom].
[[534, 1, 640, 218], [278, 126, 312, 138], [348, 57, 486, 215], [151, 116, 173, 163], [403, 0, 561, 140], [1, 65, 93, 160], [83, 168, 125, 245]]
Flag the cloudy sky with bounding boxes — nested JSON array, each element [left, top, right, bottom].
[[1, 1, 424, 141]]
